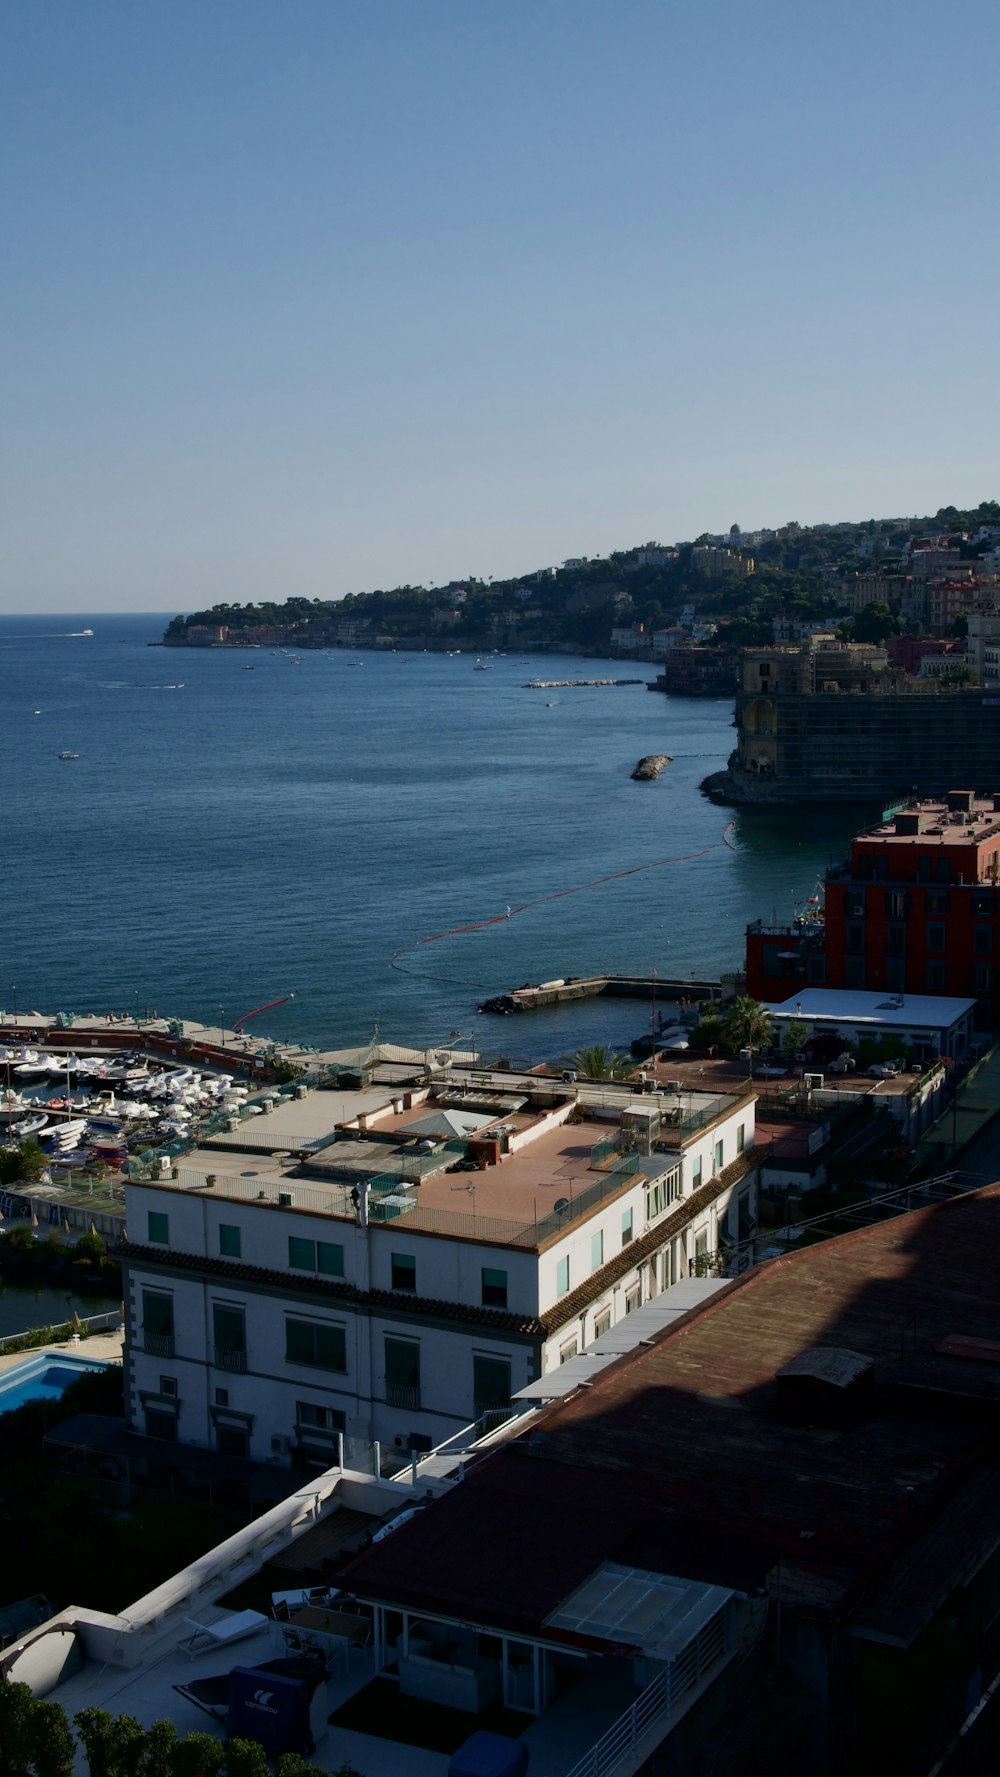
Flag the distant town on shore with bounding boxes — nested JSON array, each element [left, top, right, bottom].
[[164, 497, 1000, 673]]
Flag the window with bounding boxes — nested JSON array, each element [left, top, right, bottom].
[[297, 1401, 346, 1434], [144, 1406, 177, 1442], [285, 1318, 346, 1372], [737, 1190, 755, 1242], [886, 924, 906, 956], [691, 1156, 703, 1190], [289, 1237, 345, 1276], [591, 1229, 604, 1271], [594, 1307, 612, 1339], [693, 1227, 710, 1276], [624, 1282, 641, 1314], [141, 1291, 174, 1358], [147, 1210, 169, 1247], [559, 1338, 578, 1366], [212, 1304, 246, 1373], [216, 1424, 248, 1459], [473, 1354, 511, 1418], [215, 1388, 229, 1407], [621, 1208, 633, 1245], [926, 960, 946, 992], [936, 857, 951, 883], [884, 891, 909, 920], [646, 1170, 679, 1220], [385, 1338, 420, 1409], [736, 1124, 746, 1155], [927, 924, 946, 953], [972, 891, 996, 917], [846, 922, 866, 955], [845, 957, 866, 989], [973, 963, 995, 992], [481, 1266, 508, 1308], [714, 1139, 724, 1173], [555, 1255, 570, 1297], [974, 927, 993, 955], [391, 1252, 416, 1292], [219, 1223, 241, 1258], [845, 892, 866, 918], [159, 1376, 177, 1398], [926, 891, 950, 915], [885, 960, 906, 992]]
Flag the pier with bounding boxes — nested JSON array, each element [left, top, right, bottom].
[[479, 973, 726, 1013]]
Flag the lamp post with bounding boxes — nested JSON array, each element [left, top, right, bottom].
[[220, 1006, 226, 1045]]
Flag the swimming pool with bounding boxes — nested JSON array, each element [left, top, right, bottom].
[[0, 1352, 111, 1413]]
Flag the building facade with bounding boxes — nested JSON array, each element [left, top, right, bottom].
[[121, 1077, 759, 1471]]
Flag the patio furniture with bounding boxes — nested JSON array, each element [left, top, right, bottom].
[[177, 1608, 269, 1660]]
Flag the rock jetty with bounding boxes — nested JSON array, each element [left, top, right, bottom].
[[523, 678, 645, 689], [631, 754, 672, 780]]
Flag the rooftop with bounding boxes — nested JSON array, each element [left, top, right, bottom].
[[341, 1184, 1000, 1637], [856, 794, 1000, 849], [761, 988, 975, 1030]]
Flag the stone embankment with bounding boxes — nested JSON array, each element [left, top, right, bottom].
[[631, 754, 672, 780], [523, 678, 646, 689]]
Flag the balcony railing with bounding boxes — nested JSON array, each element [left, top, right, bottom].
[[385, 1381, 420, 1411], [142, 1331, 175, 1359], [214, 1345, 248, 1373]]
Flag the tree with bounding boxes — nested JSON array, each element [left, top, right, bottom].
[[782, 1018, 810, 1058], [74, 1709, 147, 1777], [562, 1045, 634, 1081], [723, 997, 773, 1063], [222, 1742, 270, 1777], [0, 1681, 35, 1776], [31, 1702, 76, 1777], [937, 664, 977, 686], [851, 601, 901, 644]]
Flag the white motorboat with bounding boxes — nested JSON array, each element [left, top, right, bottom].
[[11, 1114, 49, 1137], [49, 1149, 93, 1169], [46, 1118, 88, 1141], [15, 1055, 52, 1077]]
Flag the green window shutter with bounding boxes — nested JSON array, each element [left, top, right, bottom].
[[555, 1255, 570, 1297], [473, 1355, 511, 1408], [142, 1291, 173, 1335], [385, 1338, 419, 1387], [213, 1305, 245, 1352], [219, 1224, 241, 1258], [285, 1318, 314, 1365], [391, 1253, 416, 1290], [288, 1237, 316, 1271], [315, 1324, 346, 1371], [591, 1230, 604, 1271], [148, 1211, 169, 1246], [317, 1242, 344, 1276], [481, 1267, 508, 1307]]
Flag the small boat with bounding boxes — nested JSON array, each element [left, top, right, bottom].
[[58, 751, 80, 761], [11, 1114, 49, 1137], [243, 665, 255, 671]]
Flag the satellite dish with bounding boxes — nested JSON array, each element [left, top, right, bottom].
[[554, 1198, 571, 1213]]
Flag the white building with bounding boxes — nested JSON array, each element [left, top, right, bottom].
[[122, 1071, 758, 1472], [762, 988, 975, 1063]]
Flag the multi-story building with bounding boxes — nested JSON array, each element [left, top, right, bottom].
[[691, 546, 754, 580], [121, 1070, 759, 1470], [714, 640, 1000, 804], [747, 792, 1000, 1028], [967, 610, 1000, 687]]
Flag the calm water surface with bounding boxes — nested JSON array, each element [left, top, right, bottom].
[[1, 615, 870, 1060], [0, 1283, 119, 1338]]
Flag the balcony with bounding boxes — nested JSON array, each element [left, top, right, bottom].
[[142, 1331, 175, 1359], [385, 1381, 420, 1411], [214, 1345, 248, 1374]]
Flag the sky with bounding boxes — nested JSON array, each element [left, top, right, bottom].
[[2, 0, 999, 614]]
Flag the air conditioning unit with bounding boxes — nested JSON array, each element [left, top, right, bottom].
[[270, 1434, 291, 1457], [665, 1079, 682, 1093], [803, 1072, 824, 1090]]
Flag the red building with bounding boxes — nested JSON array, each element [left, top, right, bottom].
[[747, 791, 1000, 1029]]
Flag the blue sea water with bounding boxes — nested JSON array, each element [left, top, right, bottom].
[[1, 614, 868, 1060]]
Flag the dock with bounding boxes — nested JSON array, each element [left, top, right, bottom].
[[479, 973, 725, 1014]]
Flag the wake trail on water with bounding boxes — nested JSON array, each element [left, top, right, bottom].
[[389, 830, 730, 986]]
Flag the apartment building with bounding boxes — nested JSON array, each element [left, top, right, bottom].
[[121, 1070, 758, 1470]]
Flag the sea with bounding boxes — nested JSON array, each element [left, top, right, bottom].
[[1, 614, 873, 1064]]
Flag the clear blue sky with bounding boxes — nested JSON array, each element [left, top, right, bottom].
[[3, 0, 998, 613]]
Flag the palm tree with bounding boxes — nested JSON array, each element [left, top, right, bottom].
[[722, 997, 773, 1073], [562, 1045, 634, 1081]]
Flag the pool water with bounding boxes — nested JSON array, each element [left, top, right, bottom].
[[0, 1353, 110, 1413]]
